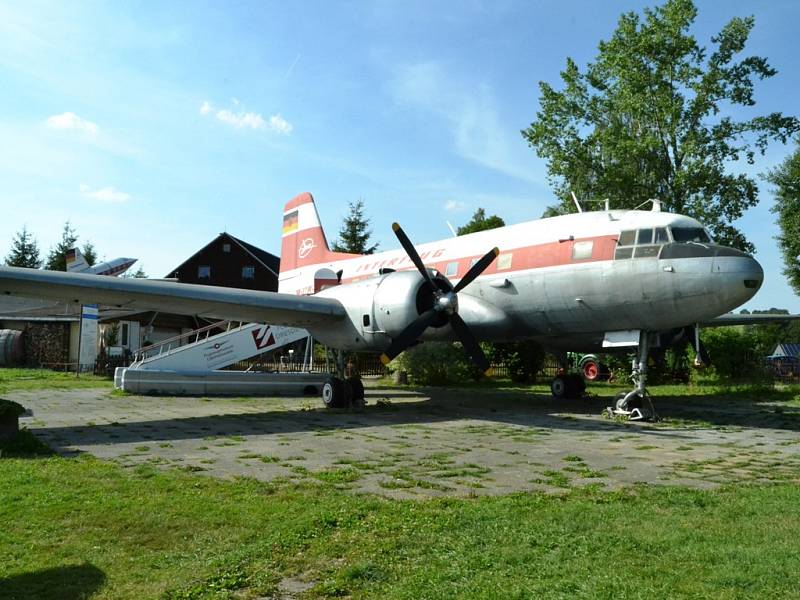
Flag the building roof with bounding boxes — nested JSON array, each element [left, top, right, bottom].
[[770, 343, 800, 359], [165, 232, 280, 279]]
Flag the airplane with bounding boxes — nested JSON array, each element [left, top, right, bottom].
[[0, 192, 779, 419], [66, 247, 137, 277]]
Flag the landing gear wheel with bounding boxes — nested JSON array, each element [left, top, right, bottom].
[[565, 374, 586, 399], [551, 375, 567, 399], [322, 378, 346, 409], [346, 377, 365, 409], [609, 390, 651, 421]]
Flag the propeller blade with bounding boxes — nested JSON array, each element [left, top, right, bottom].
[[449, 313, 492, 375], [392, 223, 436, 290], [454, 247, 500, 293], [380, 309, 440, 365]]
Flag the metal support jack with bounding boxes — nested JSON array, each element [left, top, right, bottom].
[[608, 330, 658, 421]]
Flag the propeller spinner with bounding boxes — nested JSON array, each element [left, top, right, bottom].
[[379, 223, 499, 375]]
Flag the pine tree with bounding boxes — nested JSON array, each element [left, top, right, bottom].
[[332, 199, 379, 254], [45, 221, 79, 271], [5, 226, 42, 268], [81, 241, 97, 266]]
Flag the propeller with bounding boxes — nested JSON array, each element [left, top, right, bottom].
[[380, 223, 499, 375]]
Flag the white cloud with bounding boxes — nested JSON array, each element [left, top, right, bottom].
[[45, 112, 98, 135], [79, 183, 131, 203], [215, 109, 266, 130], [268, 114, 293, 135], [444, 199, 466, 212], [199, 100, 293, 135]]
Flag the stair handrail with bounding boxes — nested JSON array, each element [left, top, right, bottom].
[[134, 320, 233, 361]]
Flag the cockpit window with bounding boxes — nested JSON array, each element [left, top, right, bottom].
[[671, 227, 710, 243], [637, 229, 653, 245], [618, 230, 636, 246], [654, 227, 670, 243]]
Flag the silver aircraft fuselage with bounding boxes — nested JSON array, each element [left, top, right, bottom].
[[290, 208, 763, 352]]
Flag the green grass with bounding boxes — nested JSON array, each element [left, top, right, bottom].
[[0, 368, 110, 394], [3, 447, 800, 598], [4, 369, 800, 597]]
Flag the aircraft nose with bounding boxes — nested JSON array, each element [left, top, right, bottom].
[[713, 249, 763, 302]]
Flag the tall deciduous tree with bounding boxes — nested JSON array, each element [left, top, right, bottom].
[[522, 0, 798, 252], [765, 143, 800, 296], [45, 221, 79, 271], [332, 200, 378, 254], [5, 226, 42, 268], [457, 208, 505, 235]]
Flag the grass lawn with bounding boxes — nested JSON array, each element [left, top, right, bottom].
[[0, 368, 111, 394], [2, 369, 800, 598], [2, 438, 800, 599]]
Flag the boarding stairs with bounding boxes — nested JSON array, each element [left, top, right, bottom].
[[128, 320, 311, 372]]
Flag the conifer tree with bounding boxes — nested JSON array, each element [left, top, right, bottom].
[[5, 226, 42, 268], [45, 221, 79, 271], [332, 200, 379, 254], [81, 241, 97, 267]]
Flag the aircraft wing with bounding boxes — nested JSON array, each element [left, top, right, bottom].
[[0, 266, 346, 327], [702, 313, 800, 327]]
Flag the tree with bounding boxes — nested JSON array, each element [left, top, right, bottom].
[[332, 200, 378, 254], [522, 0, 798, 252], [5, 226, 42, 268], [457, 208, 505, 235], [45, 221, 79, 271], [81, 241, 97, 267], [122, 265, 148, 279], [765, 143, 800, 296]]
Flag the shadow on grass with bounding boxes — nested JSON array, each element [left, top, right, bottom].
[[0, 563, 105, 600], [0, 428, 54, 458]]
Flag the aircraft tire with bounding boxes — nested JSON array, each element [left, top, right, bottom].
[[347, 376, 365, 400], [322, 378, 346, 408], [550, 376, 567, 399], [563, 374, 585, 399]]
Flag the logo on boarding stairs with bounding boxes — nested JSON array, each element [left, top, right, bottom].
[[252, 326, 276, 350]]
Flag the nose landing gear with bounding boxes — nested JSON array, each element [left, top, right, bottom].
[[607, 331, 658, 421]]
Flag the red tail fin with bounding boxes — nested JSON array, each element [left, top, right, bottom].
[[279, 193, 359, 275]]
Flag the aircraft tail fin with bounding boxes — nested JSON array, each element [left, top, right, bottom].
[[65, 248, 89, 273], [279, 193, 359, 275]]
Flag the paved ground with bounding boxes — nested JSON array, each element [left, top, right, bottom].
[[12, 385, 800, 498]]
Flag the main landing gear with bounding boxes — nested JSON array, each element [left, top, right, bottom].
[[607, 331, 658, 422], [550, 372, 586, 400], [321, 350, 365, 409]]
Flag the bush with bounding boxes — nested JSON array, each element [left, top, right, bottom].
[[701, 327, 772, 382], [491, 341, 546, 383], [394, 343, 476, 386]]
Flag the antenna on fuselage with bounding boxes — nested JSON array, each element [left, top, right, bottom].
[[446, 221, 457, 237], [570, 191, 583, 213]]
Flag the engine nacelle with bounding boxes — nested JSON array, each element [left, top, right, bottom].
[[310, 270, 441, 351]]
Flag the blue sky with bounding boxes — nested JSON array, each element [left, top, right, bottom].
[[1, 0, 798, 311]]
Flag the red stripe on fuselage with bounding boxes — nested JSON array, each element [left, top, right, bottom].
[[331, 234, 619, 287]]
